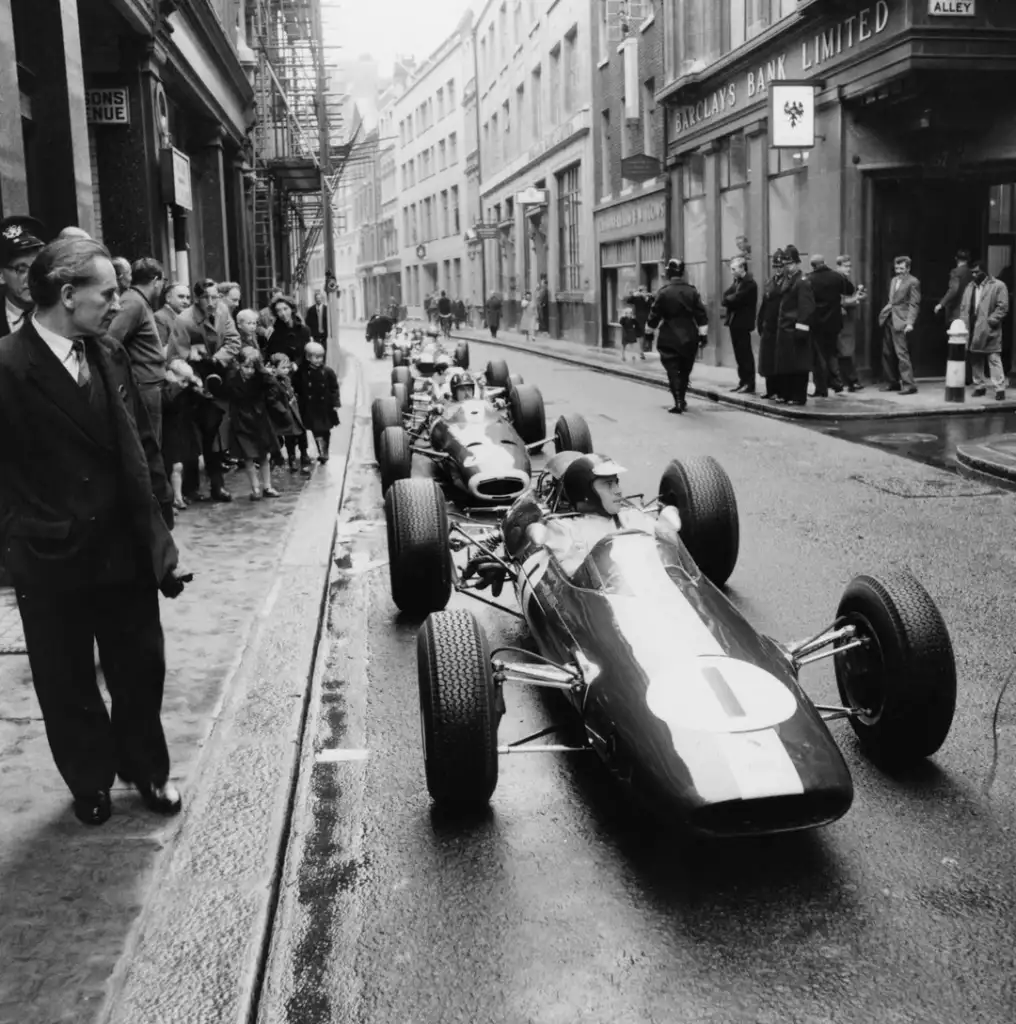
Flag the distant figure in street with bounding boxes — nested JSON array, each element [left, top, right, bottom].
[[644, 258, 708, 415], [960, 260, 1010, 401], [773, 245, 816, 407], [305, 288, 328, 351], [107, 257, 167, 444], [0, 236, 188, 826], [536, 275, 549, 335], [757, 249, 787, 400], [486, 290, 503, 339], [0, 215, 45, 337], [721, 256, 758, 393], [807, 253, 854, 398], [112, 257, 132, 295], [295, 340, 340, 463], [835, 255, 866, 391], [519, 290, 537, 341], [618, 307, 640, 362], [878, 255, 920, 394], [453, 297, 466, 328], [624, 284, 653, 358]]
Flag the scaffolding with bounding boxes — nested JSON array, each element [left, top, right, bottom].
[[247, 0, 349, 308]]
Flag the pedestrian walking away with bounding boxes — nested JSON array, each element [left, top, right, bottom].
[[0, 236, 191, 827], [757, 249, 786, 400], [878, 255, 920, 394], [807, 254, 855, 397], [721, 256, 758, 393], [772, 245, 816, 406], [618, 307, 640, 362], [960, 259, 1010, 401], [644, 258, 709, 414], [486, 290, 503, 339]]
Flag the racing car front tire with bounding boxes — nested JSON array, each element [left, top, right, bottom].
[[454, 341, 470, 369], [509, 384, 547, 447], [834, 571, 956, 763], [553, 413, 593, 455], [660, 456, 739, 588], [392, 347, 405, 368], [391, 365, 412, 389], [371, 396, 402, 459], [379, 426, 413, 493], [485, 359, 511, 389], [392, 382, 410, 416], [418, 610, 499, 809], [385, 478, 453, 616]]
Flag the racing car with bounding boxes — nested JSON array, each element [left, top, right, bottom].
[[373, 356, 594, 505], [393, 452, 957, 838]]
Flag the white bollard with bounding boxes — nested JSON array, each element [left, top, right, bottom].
[[945, 318, 967, 403]]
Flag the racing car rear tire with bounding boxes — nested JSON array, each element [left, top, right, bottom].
[[485, 359, 511, 389], [373, 337, 386, 360], [385, 478, 453, 616], [509, 384, 547, 447], [508, 373, 524, 388], [391, 365, 412, 388], [392, 347, 405, 368], [418, 610, 499, 809], [379, 426, 413, 493], [834, 571, 956, 763], [660, 456, 739, 588], [371, 396, 402, 459], [391, 382, 410, 416], [553, 413, 593, 455], [454, 341, 470, 369]]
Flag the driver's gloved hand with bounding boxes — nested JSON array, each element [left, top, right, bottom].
[[462, 554, 507, 597]]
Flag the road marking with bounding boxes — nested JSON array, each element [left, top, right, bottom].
[[315, 748, 370, 763]]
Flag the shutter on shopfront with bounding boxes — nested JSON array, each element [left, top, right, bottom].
[[87, 124, 104, 242]]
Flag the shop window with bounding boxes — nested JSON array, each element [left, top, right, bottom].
[[768, 155, 810, 260], [601, 240, 637, 325], [683, 157, 708, 302], [640, 233, 664, 291], [684, 152, 707, 198], [719, 132, 749, 189], [600, 110, 612, 198], [557, 163, 582, 291], [989, 184, 1014, 234], [768, 147, 809, 175]]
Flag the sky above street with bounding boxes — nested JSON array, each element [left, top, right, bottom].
[[323, 0, 467, 74]]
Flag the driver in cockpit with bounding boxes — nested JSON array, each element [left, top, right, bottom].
[[448, 371, 477, 403], [527, 453, 655, 576]]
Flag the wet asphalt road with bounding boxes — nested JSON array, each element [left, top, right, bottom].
[[259, 336, 1016, 1024]]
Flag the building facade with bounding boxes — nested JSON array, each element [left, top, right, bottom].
[[334, 173, 360, 321], [592, 0, 667, 349], [660, 0, 1016, 377], [472, 0, 597, 343], [1, 0, 255, 294], [395, 17, 473, 319], [376, 98, 403, 314]]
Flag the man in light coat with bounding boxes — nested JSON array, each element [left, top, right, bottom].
[[960, 260, 1010, 401], [877, 255, 920, 394]]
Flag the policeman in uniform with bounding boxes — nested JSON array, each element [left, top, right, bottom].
[[1, 215, 46, 338], [644, 258, 709, 414]]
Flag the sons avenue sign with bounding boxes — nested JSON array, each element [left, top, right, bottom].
[[670, 0, 892, 139]]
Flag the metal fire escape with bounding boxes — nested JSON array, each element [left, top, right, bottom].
[[247, 0, 350, 308]]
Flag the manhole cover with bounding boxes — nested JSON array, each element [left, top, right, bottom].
[[863, 432, 939, 446]]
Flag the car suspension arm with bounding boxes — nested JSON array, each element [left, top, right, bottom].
[[498, 725, 593, 755], [786, 623, 867, 668]]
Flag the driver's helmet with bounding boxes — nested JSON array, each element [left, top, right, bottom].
[[417, 345, 437, 376], [449, 371, 476, 402], [561, 454, 627, 515]]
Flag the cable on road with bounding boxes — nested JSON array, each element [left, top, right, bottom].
[[982, 662, 1016, 797]]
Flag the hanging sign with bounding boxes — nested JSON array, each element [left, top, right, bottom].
[[85, 87, 130, 125], [928, 1, 974, 13], [159, 147, 193, 211], [620, 153, 661, 182], [769, 82, 816, 149]]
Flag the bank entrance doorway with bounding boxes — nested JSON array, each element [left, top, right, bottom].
[[872, 176, 1016, 379]]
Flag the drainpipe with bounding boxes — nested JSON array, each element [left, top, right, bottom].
[[470, 21, 487, 316]]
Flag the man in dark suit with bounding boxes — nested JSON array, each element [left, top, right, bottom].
[[773, 245, 816, 406], [0, 237, 191, 826], [645, 258, 709, 414], [878, 254, 921, 394], [721, 256, 758, 393], [305, 288, 328, 350], [807, 253, 856, 397], [1, 215, 46, 338]]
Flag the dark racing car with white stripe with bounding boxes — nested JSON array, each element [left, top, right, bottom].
[[391, 453, 957, 838]]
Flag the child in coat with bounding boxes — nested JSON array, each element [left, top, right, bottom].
[[225, 346, 280, 500], [162, 359, 206, 510], [618, 309, 641, 362], [267, 352, 310, 474], [294, 341, 340, 463]]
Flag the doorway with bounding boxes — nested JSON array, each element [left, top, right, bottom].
[[872, 175, 1016, 378]]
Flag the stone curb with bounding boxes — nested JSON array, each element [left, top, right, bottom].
[[954, 438, 1016, 483], [449, 329, 1016, 424], [95, 347, 363, 1024]]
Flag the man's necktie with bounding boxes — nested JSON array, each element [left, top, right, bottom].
[[71, 340, 91, 387], [969, 285, 978, 329]]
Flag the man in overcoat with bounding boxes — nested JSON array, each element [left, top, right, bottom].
[[807, 253, 856, 397], [757, 249, 786, 400], [486, 290, 503, 338], [624, 284, 654, 357], [773, 245, 816, 406], [0, 237, 190, 826], [960, 260, 1010, 400], [721, 256, 758, 393], [877, 255, 920, 394], [305, 288, 328, 351], [645, 258, 709, 414]]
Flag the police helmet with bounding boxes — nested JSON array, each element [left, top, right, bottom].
[[561, 454, 627, 515], [449, 371, 475, 401]]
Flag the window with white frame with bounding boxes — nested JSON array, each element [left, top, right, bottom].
[[515, 84, 525, 149], [600, 109, 611, 198], [564, 28, 579, 116], [531, 65, 542, 138], [549, 44, 561, 126], [557, 163, 582, 291], [503, 99, 511, 161], [451, 185, 460, 233], [642, 78, 656, 158], [449, 131, 458, 164], [447, 79, 456, 109], [439, 139, 447, 170]]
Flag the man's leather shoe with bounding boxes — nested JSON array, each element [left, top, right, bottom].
[[135, 780, 182, 816], [878, 384, 900, 392], [741, 386, 756, 395], [847, 383, 865, 392], [996, 391, 1006, 401], [730, 384, 745, 393], [971, 387, 986, 397], [73, 790, 112, 826], [899, 386, 918, 395], [211, 488, 233, 503]]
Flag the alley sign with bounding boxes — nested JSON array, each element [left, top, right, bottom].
[[929, 1, 974, 13], [620, 153, 661, 182], [85, 87, 130, 125], [473, 222, 499, 240]]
